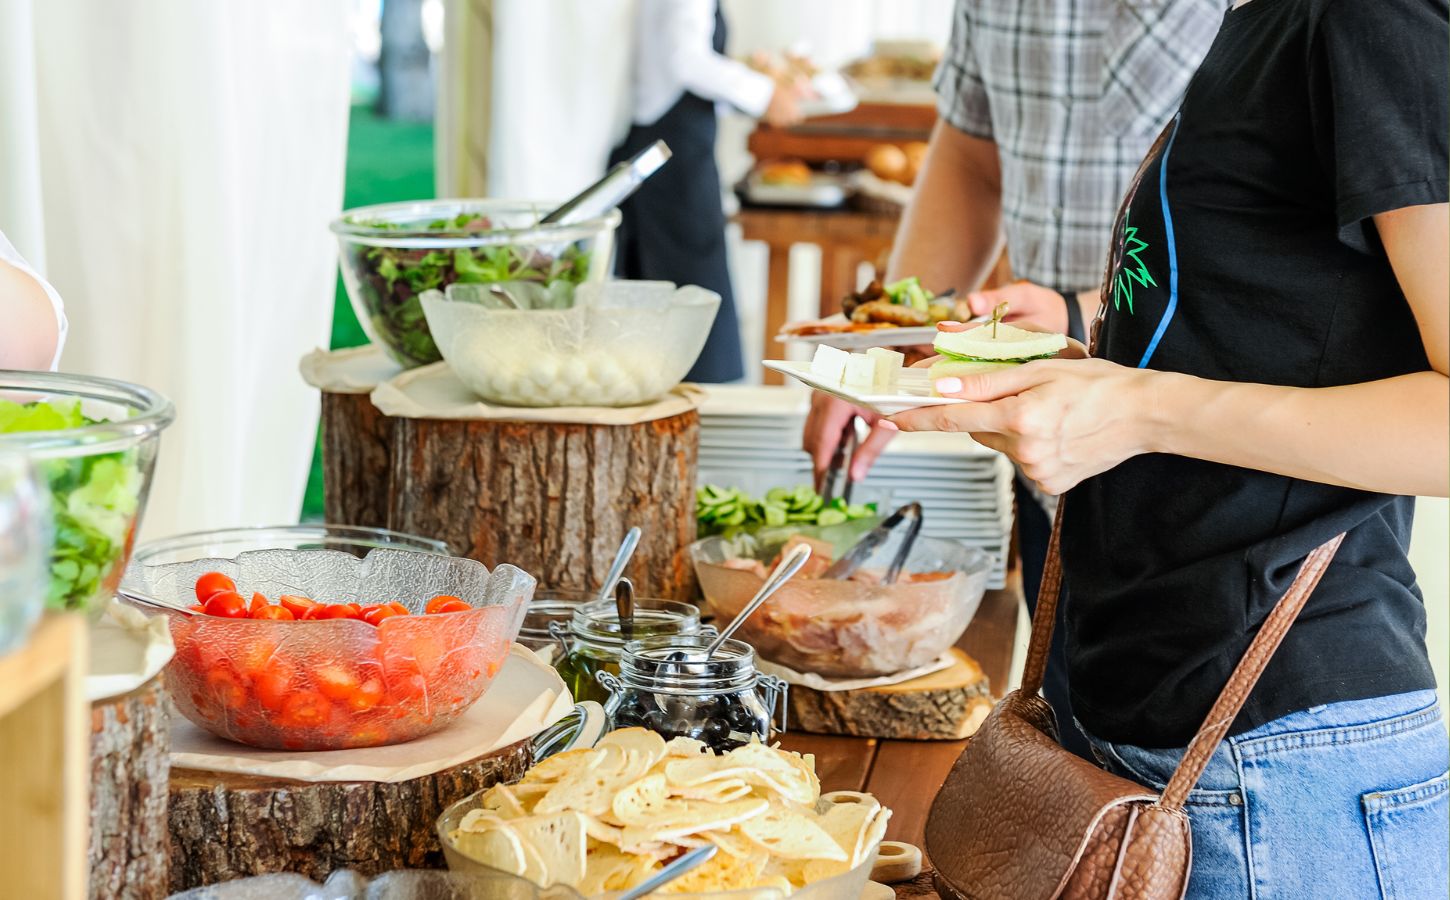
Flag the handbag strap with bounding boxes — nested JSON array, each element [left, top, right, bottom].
[[1020, 500, 1345, 812]]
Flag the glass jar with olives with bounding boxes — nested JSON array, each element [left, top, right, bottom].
[[596, 635, 788, 753], [550, 598, 703, 704]]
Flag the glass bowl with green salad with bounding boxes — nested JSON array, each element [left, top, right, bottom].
[[0, 371, 174, 618], [331, 200, 620, 369]]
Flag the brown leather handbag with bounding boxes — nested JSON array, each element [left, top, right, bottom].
[[925, 505, 1345, 900]]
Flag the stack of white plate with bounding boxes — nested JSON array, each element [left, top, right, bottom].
[[696, 386, 1013, 588]]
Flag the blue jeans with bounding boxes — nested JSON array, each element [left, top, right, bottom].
[[1085, 690, 1449, 899]]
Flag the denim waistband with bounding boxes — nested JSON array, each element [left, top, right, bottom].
[[1232, 690, 1442, 758]]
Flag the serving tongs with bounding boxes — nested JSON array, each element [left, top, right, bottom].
[[819, 419, 858, 506], [540, 140, 672, 226], [821, 501, 924, 585]]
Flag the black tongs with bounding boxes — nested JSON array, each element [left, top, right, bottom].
[[820, 502, 924, 584]]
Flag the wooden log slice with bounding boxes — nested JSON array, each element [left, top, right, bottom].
[[321, 394, 700, 601], [785, 649, 994, 740], [166, 738, 531, 892], [90, 676, 170, 900], [322, 390, 394, 532]]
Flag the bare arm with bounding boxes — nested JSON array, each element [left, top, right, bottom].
[[894, 203, 1450, 498], [885, 121, 1004, 288], [0, 258, 61, 370]]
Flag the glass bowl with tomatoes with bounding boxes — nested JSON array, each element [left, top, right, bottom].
[[121, 547, 534, 751]]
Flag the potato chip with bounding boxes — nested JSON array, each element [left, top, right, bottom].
[[612, 773, 673, 824], [664, 735, 712, 758], [577, 843, 637, 896], [702, 828, 760, 859], [739, 808, 847, 861], [818, 799, 878, 864], [537, 743, 652, 817], [509, 811, 588, 887], [521, 747, 600, 785], [597, 726, 667, 769], [670, 777, 753, 803], [452, 821, 527, 877], [478, 783, 530, 819], [458, 809, 506, 832], [582, 814, 624, 847]]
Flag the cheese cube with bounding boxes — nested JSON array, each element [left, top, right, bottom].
[[842, 353, 877, 392], [809, 345, 850, 385], [866, 347, 905, 392]]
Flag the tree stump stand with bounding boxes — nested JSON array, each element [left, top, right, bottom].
[[90, 676, 170, 900], [322, 391, 700, 600], [785, 649, 994, 740], [166, 738, 532, 892]]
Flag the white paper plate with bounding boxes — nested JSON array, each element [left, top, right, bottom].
[[763, 360, 964, 416]]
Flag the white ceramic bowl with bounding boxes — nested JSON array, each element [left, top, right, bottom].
[[422, 281, 721, 408]]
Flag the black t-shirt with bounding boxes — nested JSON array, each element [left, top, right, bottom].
[[1063, 0, 1448, 748]]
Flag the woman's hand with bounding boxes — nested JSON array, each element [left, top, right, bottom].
[[888, 358, 1160, 495]]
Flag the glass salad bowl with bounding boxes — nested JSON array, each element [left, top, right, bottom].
[[421, 281, 721, 408], [121, 547, 534, 750], [131, 523, 449, 566], [690, 530, 993, 678], [0, 370, 174, 617], [331, 199, 620, 369]]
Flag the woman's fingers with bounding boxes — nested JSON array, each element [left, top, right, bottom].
[[889, 400, 1012, 435], [934, 361, 1060, 402], [850, 420, 899, 481]]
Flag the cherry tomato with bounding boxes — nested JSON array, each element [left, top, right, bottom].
[[348, 726, 390, 746], [203, 591, 250, 619], [195, 571, 237, 603], [278, 691, 332, 729], [425, 595, 463, 614], [429, 599, 471, 615], [361, 604, 402, 626], [248, 592, 269, 616], [317, 604, 362, 621], [349, 677, 386, 711], [278, 594, 317, 617], [299, 604, 327, 620], [232, 639, 279, 682], [205, 668, 246, 709], [252, 605, 294, 621], [188, 603, 206, 613], [314, 664, 360, 702], [254, 661, 296, 712], [386, 602, 411, 616]]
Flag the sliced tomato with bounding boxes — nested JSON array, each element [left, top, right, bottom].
[[347, 726, 390, 746], [278, 691, 332, 729], [429, 599, 471, 614], [231, 639, 279, 682], [349, 677, 386, 711], [203, 591, 249, 619], [205, 668, 246, 709], [425, 595, 464, 614], [317, 604, 362, 621], [278, 594, 317, 617], [195, 571, 237, 603], [248, 592, 269, 616], [188, 603, 206, 613], [253, 660, 296, 712], [252, 605, 294, 621], [313, 664, 361, 702], [360, 604, 402, 626], [386, 602, 411, 616]]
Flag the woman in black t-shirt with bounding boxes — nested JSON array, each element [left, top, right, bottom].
[[890, 0, 1449, 895]]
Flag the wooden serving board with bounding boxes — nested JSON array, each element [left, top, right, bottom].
[[786, 649, 994, 740], [167, 738, 532, 892]]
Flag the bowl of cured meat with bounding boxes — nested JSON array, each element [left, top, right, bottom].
[[690, 529, 992, 677]]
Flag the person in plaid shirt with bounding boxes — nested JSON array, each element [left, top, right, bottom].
[[803, 0, 1221, 759]]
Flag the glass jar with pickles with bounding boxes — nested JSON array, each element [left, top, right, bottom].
[[550, 598, 703, 704]]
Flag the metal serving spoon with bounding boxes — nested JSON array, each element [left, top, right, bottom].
[[617, 844, 718, 900], [598, 526, 643, 603], [115, 586, 199, 617], [703, 542, 813, 659], [614, 577, 636, 644]]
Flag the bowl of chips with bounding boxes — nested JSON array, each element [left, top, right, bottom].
[[438, 727, 890, 898]]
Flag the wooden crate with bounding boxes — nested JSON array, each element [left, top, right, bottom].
[[0, 614, 90, 900]]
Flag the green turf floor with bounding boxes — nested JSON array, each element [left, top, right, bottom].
[[300, 103, 435, 519]]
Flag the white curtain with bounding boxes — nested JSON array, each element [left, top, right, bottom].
[[1, 0, 352, 540], [437, 0, 636, 199]]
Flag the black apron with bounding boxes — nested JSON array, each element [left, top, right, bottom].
[[609, 2, 743, 383]]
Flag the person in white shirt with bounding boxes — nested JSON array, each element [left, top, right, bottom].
[[610, 0, 802, 382], [0, 231, 66, 370]]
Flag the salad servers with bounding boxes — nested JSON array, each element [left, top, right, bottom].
[[822, 502, 924, 582], [541, 140, 671, 226], [703, 542, 813, 659], [116, 585, 199, 617], [598, 526, 643, 603], [616, 843, 717, 899]]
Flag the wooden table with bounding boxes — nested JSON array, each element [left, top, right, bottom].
[[777, 576, 1022, 899]]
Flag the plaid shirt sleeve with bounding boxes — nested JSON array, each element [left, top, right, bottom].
[[933, 1, 993, 140]]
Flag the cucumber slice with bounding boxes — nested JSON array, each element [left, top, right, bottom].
[[816, 509, 848, 526]]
